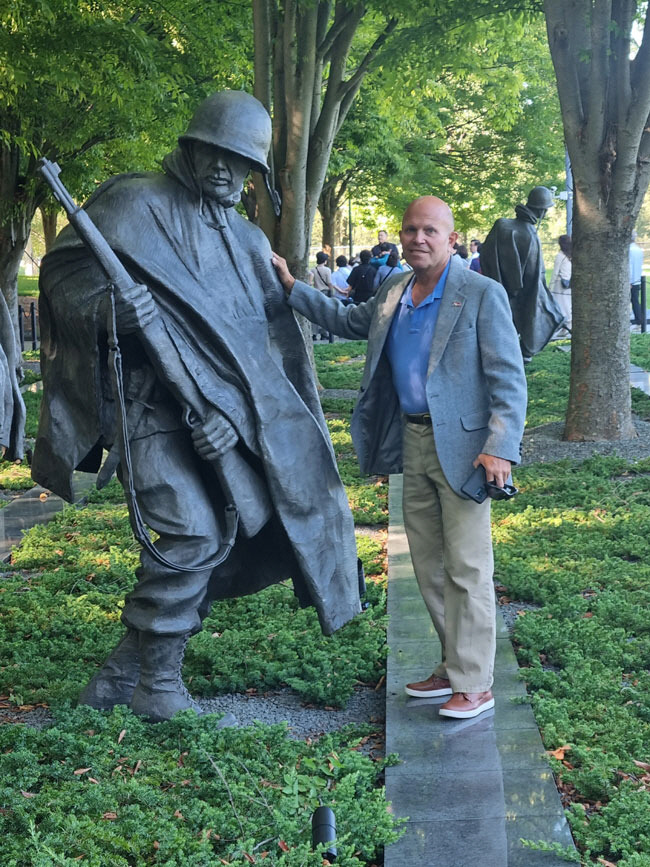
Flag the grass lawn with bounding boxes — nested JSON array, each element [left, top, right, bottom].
[[17, 274, 39, 297]]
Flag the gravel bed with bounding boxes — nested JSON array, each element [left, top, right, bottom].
[[200, 685, 385, 740], [497, 600, 541, 633], [521, 419, 650, 465], [321, 388, 357, 400], [1, 686, 385, 745]]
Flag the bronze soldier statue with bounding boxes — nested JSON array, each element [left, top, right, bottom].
[[481, 186, 564, 358], [33, 91, 361, 722]]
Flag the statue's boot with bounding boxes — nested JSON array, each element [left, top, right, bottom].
[[129, 632, 204, 723], [78, 628, 140, 709]]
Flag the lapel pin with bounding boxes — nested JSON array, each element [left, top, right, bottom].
[[452, 301, 462, 307]]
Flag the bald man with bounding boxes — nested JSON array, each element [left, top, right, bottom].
[[272, 197, 526, 720]]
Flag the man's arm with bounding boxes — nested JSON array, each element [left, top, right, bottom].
[[271, 253, 374, 340]]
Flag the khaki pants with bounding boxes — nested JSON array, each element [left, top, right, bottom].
[[402, 422, 495, 692]]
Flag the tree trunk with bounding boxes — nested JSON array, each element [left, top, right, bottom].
[[544, 0, 650, 441], [40, 205, 59, 253], [565, 205, 636, 440], [0, 201, 36, 359], [1, 128, 42, 359], [252, 0, 395, 276], [319, 186, 338, 254]]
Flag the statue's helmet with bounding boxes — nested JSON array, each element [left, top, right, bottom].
[[179, 91, 271, 174], [526, 186, 555, 210]]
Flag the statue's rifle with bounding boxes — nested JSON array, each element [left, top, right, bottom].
[[39, 158, 274, 570]]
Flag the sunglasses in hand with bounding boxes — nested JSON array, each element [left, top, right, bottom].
[[485, 481, 518, 500]]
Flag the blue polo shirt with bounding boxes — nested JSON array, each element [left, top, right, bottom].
[[385, 259, 450, 414]]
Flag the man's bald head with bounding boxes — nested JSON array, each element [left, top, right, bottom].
[[402, 196, 455, 232], [399, 196, 458, 279]]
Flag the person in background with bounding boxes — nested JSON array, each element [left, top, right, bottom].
[[371, 230, 399, 258], [310, 251, 335, 295], [469, 240, 482, 273], [549, 235, 572, 337], [346, 249, 378, 304], [370, 242, 392, 268], [453, 243, 470, 267], [309, 251, 335, 341], [374, 251, 403, 289], [630, 231, 645, 329], [331, 255, 353, 303]]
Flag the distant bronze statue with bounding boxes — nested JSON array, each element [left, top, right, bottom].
[[480, 186, 564, 358], [0, 292, 25, 461], [33, 91, 361, 723]]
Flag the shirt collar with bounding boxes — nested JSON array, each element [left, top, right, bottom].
[[401, 258, 451, 309]]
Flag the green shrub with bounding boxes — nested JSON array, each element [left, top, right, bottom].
[[1, 482, 387, 709], [493, 454, 650, 861], [0, 459, 34, 491], [0, 705, 401, 866], [23, 388, 42, 438], [314, 342, 366, 390]]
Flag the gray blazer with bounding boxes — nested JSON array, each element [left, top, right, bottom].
[[288, 255, 527, 497]]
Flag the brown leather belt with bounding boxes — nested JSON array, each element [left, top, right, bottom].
[[404, 413, 432, 425]]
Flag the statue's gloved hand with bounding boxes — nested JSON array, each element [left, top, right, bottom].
[[190, 412, 238, 461], [114, 283, 157, 334]]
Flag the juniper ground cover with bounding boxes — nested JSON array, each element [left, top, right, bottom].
[[3, 339, 650, 864]]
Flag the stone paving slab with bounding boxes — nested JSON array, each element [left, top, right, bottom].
[[384, 474, 577, 866], [0, 473, 96, 562]]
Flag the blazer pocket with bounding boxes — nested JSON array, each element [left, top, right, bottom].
[[461, 410, 491, 431], [446, 326, 475, 343]]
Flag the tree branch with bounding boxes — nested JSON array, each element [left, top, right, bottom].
[[584, 0, 611, 150], [338, 17, 398, 127], [318, 4, 358, 62], [544, 1, 588, 145]]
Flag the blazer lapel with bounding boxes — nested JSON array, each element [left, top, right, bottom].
[[427, 258, 467, 376]]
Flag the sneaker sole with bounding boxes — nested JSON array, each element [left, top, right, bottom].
[[405, 685, 453, 698], [438, 697, 495, 719]]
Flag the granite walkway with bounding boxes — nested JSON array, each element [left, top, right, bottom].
[[383, 475, 577, 866]]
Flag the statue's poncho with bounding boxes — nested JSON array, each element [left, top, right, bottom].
[[32, 149, 361, 635], [0, 291, 25, 460], [481, 204, 564, 356]]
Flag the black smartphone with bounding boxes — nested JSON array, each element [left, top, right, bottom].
[[461, 464, 488, 503]]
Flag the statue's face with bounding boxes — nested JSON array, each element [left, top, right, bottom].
[[192, 142, 251, 203]]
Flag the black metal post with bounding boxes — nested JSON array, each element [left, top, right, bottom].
[[348, 197, 353, 261], [17, 306, 24, 352], [30, 301, 38, 350], [312, 806, 337, 862], [642, 276, 647, 334]]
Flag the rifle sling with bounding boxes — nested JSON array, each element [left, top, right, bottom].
[[107, 287, 238, 572]]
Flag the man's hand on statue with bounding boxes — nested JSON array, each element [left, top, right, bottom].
[[270, 252, 296, 294], [114, 283, 157, 334], [190, 412, 238, 461], [474, 453, 511, 488]]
